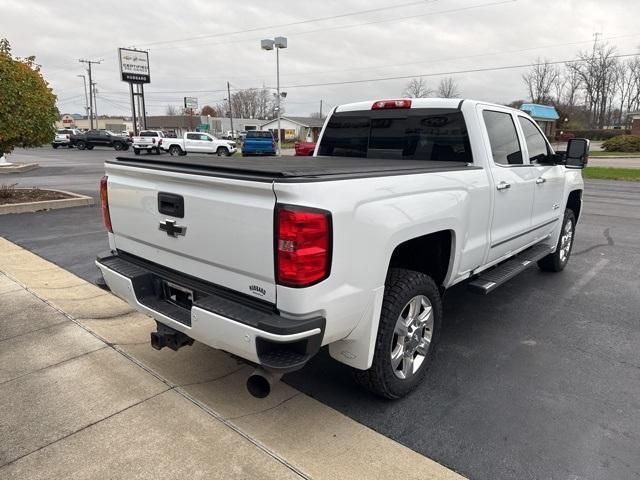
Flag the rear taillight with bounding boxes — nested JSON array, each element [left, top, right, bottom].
[[372, 99, 412, 110], [99, 176, 112, 233], [276, 205, 331, 287], [152, 138, 156, 144], [66, 134, 70, 139], [158, 139, 163, 146]]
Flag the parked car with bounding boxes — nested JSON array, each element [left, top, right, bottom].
[[71, 130, 131, 151], [242, 130, 276, 156], [161, 132, 236, 156], [132, 130, 165, 155], [294, 140, 316, 156], [96, 98, 588, 400], [52, 128, 80, 149]]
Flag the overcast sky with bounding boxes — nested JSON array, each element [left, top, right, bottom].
[[4, 0, 640, 117]]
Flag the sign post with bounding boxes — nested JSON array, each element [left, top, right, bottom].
[[119, 48, 150, 135], [184, 97, 198, 131]]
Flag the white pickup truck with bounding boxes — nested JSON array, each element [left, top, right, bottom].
[[96, 98, 587, 399], [132, 130, 165, 155], [161, 132, 237, 157]]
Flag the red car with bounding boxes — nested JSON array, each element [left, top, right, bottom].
[[294, 140, 316, 156]]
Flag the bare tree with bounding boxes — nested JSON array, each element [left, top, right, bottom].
[[213, 88, 279, 120], [437, 77, 461, 98], [562, 64, 582, 107], [522, 57, 559, 104], [403, 78, 433, 98], [310, 111, 325, 119], [165, 104, 178, 116]]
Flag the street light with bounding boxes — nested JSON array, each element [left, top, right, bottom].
[[261, 36, 287, 155]]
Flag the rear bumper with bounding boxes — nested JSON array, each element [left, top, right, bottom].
[[95, 252, 324, 372]]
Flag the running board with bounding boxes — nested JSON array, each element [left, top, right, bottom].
[[468, 244, 553, 295]]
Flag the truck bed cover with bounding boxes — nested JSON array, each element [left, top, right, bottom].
[[109, 155, 477, 182]]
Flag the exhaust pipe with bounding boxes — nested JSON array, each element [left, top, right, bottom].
[[246, 369, 282, 398]]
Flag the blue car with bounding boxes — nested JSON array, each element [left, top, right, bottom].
[[242, 131, 277, 156]]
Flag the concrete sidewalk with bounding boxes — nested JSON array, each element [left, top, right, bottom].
[[0, 237, 464, 480]]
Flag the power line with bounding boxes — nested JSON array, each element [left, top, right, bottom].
[[150, 0, 517, 52], [276, 52, 640, 90], [138, 0, 439, 48]]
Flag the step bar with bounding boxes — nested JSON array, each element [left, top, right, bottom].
[[468, 243, 553, 295]]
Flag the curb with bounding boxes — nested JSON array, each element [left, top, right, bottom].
[[0, 236, 466, 480], [0, 189, 94, 215], [0, 162, 40, 174]]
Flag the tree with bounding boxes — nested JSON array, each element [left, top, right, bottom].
[[200, 105, 217, 116], [436, 76, 460, 98], [522, 57, 558, 104], [0, 39, 57, 155], [165, 104, 178, 115], [403, 77, 432, 98], [310, 111, 325, 119], [211, 88, 280, 120]]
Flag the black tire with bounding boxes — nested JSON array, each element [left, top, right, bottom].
[[133, 148, 140, 155], [113, 142, 124, 151], [154, 146, 162, 155], [86, 144, 94, 150], [538, 209, 576, 272], [168, 145, 182, 156], [52, 144, 58, 149], [217, 147, 229, 157], [353, 268, 442, 399], [67, 144, 73, 149], [76, 141, 86, 150]]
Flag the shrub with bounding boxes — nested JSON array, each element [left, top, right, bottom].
[[601, 135, 640, 152], [565, 129, 631, 141]]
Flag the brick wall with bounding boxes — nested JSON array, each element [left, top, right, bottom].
[[632, 118, 640, 135]]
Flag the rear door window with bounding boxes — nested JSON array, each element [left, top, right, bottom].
[[318, 109, 472, 162], [482, 110, 523, 166]]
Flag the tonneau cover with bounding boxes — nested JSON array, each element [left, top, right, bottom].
[[110, 155, 473, 180]]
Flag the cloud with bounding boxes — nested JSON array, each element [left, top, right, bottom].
[[4, 0, 639, 116]]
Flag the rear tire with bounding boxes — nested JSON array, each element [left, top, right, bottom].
[[86, 144, 94, 150], [113, 142, 124, 151], [168, 145, 182, 156], [133, 148, 140, 155], [352, 268, 442, 399], [76, 141, 86, 150], [538, 209, 576, 272], [67, 144, 73, 149], [52, 144, 58, 149], [154, 146, 162, 155]]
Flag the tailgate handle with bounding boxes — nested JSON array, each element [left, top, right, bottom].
[[158, 192, 184, 218]]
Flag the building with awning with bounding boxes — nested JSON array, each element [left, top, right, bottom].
[[520, 104, 560, 138]]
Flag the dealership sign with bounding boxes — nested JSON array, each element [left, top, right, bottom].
[[184, 97, 198, 110], [119, 48, 150, 83]]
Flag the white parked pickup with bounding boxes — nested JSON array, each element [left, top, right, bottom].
[[132, 130, 165, 155], [96, 98, 588, 399], [161, 132, 237, 157]]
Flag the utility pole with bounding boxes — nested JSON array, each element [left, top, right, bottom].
[[77, 75, 89, 119], [78, 58, 102, 129], [319, 99, 323, 118], [92, 82, 99, 127], [227, 81, 234, 138]]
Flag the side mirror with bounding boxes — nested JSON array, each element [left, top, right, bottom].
[[565, 138, 589, 169]]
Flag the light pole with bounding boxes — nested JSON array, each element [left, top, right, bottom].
[[261, 36, 287, 155], [77, 75, 89, 120]]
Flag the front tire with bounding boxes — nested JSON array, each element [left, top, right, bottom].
[[76, 141, 86, 150], [538, 209, 576, 272], [52, 144, 58, 149], [353, 268, 442, 399], [217, 147, 229, 156]]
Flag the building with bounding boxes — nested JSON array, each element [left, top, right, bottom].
[[631, 112, 640, 135], [260, 116, 326, 142], [519, 104, 560, 137], [56, 114, 133, 133]]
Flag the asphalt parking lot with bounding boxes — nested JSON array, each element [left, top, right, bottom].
[[2, 147, 640, 480]]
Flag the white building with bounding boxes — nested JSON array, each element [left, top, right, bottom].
[[260, 116, 326, 142]]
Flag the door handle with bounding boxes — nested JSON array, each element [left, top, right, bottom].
[[496, 181, 511, 191], [536, 177, 546, 184]]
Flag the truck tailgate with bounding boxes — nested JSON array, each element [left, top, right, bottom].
[[105, 163, 277, 303]]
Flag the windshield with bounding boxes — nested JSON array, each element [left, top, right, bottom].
[[318, 108, 472, 163]]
